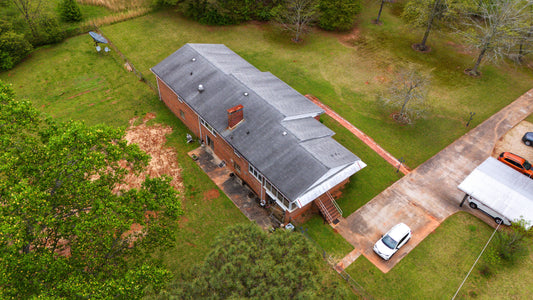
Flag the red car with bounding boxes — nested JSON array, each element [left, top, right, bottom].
[[498, 152, 533, 177]]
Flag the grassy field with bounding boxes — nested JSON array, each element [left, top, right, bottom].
[[0, 33, 250, 275], [347, 212, 533, 299], [98, 10, 533, 167]]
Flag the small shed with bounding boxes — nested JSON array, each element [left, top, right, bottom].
[[458, 157, 533, 228]]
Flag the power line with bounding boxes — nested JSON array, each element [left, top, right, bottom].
[[451, 223, 501, 299]]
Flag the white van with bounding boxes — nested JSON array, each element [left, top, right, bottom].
[[458, 157, 533, 229]]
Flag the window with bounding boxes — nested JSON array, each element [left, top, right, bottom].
[[249, 165, 263, 182], [234, 161, 241, 173], [505, 158, 523, 169], [263, 179, 292, 211], [179, 110, 185, 119], [200, 118, 216, 137]]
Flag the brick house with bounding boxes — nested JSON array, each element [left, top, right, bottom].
[[151, 44, 366, 223]]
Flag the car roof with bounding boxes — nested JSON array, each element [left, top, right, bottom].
[[501, 152, 526, 163], [387, 223, 411, 240]]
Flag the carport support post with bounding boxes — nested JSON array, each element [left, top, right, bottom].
[[459, 194, 468, 207]]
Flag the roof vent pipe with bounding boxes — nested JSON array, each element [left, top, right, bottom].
[[198, 84, 204, 92]]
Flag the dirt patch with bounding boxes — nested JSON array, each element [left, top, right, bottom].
[[338, 27, 361, 47], [178, 216, 189, 228], [114, 113, 183, 193], [445, 41, 474, 56], [492, 120, 533, 161], [203, 188, 220, 200], [68, 89, 93, 99]]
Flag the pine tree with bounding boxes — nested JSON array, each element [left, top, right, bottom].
[[59, 0, 82, 22]]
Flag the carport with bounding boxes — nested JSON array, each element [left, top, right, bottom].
[[458, 157, 533, 228]]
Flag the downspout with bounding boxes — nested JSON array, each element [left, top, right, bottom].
[[261, 178, 264, 202], [198, 118, 202, 143], [155, 76, 162, 101]]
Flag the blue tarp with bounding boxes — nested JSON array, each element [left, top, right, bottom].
[[89, 31, 108, 44]]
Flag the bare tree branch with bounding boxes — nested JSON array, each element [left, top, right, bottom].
[[458, 0, 532, 75], [10, 0, 42, 37], [271, 0, 319, 42], [381, 64, 431, 124]]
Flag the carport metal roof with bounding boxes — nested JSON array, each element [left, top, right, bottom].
[[458, 157, 533, 227]]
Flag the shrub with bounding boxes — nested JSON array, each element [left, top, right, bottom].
[[318, 0, 362, 31], [180, 0, 233, 25], [486, 220, 532, 267], [0, 20, 32, 70], [179, 0, 279, 25], [31, 14, 65, 46], [152, 0, 179, 7], [216, 0, 279, 23], [59, 0, 83, 22]]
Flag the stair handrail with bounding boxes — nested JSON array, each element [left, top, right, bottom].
[[326, 191, 343, 217], [316, 198, 333, 223]]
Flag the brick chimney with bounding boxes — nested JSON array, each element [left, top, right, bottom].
[[227, 104, 244, 129]]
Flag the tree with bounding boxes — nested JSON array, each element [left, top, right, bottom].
[[10, 0, 42, 38], [511, 4, 533, 63], [459, 0, 532, 76], [0, 81, 183, 299], [318, 0, 361, 31], [403, 0, 474, 52], [0, 19, 32, 70], [486, 219, 532, 267], [58, 0, 82, 22], [374, 0, 392, 24], [32, 13, 65, 45], [170, 223, 348, 298], [271, 0, 319, 42], [380, 64, 431, 124]]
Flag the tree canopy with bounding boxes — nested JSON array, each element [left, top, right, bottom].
[[380, 64, 431, 124], [318, 0, 361, 31], [271, 0, 319, 42], [0, 81, 183, 299], [402, 0, 475, 51], [169, 223, 349, 299], [459, 0, 532, 76]]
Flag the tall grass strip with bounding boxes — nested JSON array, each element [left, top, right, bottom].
[[77, 0, 151, 12], [80, 8, 151, 28]]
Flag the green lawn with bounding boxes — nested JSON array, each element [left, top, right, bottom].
[[99, 10, 533, 168], [0, 33, 249, 274], [2, 2, 533, 298], [346, 212, 533, 299]]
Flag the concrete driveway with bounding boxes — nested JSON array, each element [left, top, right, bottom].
[[335, 88, 533, 273]]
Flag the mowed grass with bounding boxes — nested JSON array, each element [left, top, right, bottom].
[[2, 3, 533, 297], [299, 215, 355, 261], [100, 9, 533, 167], [347, 212, 533, 299], [0, 34, 249, 274]]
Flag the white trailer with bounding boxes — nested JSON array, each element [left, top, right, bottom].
[[458, 157, 533, 229]]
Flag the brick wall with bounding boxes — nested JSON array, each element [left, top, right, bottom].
[[156, 77, 264, 200], [156, 77, 350, 224], [157, 77, 200, 137]]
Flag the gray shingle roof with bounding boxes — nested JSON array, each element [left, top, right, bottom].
[[152, 44, 364, 201]]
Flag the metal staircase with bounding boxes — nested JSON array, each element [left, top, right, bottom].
[[316, 191, 343, 224]]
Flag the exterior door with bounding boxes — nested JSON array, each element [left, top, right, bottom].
[[205, 135, 213, 150]]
